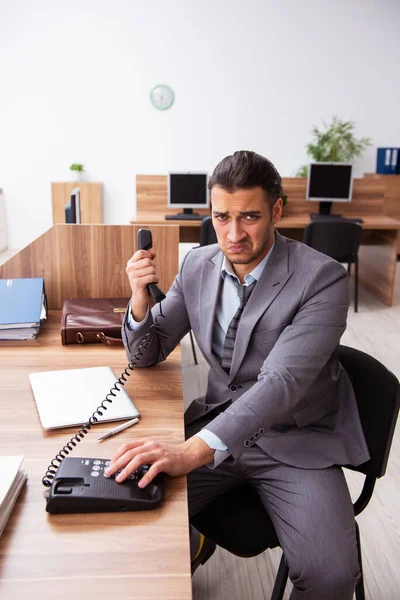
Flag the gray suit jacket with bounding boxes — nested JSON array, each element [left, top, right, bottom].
[[122, 231, 370, 470]]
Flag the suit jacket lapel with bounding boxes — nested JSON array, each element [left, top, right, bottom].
[[229, 231, 293, 381], [199, 249, 228, 379]]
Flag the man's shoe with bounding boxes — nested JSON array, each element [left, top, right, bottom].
[[191, 534, 216, 575]]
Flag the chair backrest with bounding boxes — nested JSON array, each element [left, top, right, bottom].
[[200, 216, 218, 246], [303, 220, 362, 262], [338, 345, 400, 478]]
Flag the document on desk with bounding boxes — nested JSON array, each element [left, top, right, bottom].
[[29, 366, 140, 430], [0, 456, 27, 537]]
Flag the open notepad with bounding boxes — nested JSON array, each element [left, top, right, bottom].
[[29, 366, 140, 430], [0, 456, 27, 537]]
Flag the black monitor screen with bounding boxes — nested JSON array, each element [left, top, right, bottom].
[[65, 187, 81, 223], [307, 164, 353, 202], [168, 173, 209, 208]]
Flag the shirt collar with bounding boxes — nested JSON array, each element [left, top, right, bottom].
[[221, 238, 275, 285]]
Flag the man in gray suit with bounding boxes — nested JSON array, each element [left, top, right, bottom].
[[105, 151, 370, 599]]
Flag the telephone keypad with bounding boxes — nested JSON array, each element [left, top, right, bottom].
[[83, 459, 150, 483]]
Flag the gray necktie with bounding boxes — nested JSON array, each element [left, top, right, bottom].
[[221, 279, 256, 373]]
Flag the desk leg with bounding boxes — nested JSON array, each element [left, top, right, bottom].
[[358, 230, 398, 306]]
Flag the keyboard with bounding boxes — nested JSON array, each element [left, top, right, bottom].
[[310, 214, 364, 224]]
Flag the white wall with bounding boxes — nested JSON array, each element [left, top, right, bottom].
[[1, 0, 399, 250]]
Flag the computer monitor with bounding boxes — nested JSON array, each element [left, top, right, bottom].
[[166, 173, 209, 220], [306, 163, 353, 216], [65, 187, 81, 224]]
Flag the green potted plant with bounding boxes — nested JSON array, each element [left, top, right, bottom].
[[296, 117, 372, 177], [70, 163, 85, 181]]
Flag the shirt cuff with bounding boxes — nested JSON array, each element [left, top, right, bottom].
[[126, 303, 149, 331], [195, 429, 231, 469]]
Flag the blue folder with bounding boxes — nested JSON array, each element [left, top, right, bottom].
[[390, 148, 399, 175], [376, 147, 400, 174]]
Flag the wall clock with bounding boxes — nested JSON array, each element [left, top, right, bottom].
[[150, 84, 175, 110]]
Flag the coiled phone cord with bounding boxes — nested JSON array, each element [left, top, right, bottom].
[[42, 305, 165, 487]]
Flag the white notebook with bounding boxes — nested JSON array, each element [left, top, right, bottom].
[[29, 366, 140, 430], [0, 456, 27, 537]]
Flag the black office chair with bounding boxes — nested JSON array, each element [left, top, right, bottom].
[[199, 215, 218, 246], [188, 217, 218, 364], [191, 345, 400, 600], [303, 219, 362, 312]]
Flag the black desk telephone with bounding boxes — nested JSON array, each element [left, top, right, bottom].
[[45, 457, 164, 514], [43, 229, 166, 514]]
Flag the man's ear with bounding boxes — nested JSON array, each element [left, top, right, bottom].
[[272, 198, 283, 224]]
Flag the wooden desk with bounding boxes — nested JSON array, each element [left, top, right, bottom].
[[132, 213, 205, 243], [0, 312, 192, 600], [0, 223, 190, 599]]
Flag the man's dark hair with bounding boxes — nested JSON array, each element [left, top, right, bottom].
[[208, 150, 282, 207]]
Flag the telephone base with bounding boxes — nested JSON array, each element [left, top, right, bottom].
[[45, 457, 164, 514]]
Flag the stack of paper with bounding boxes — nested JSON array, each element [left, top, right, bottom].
[[0, 277, 47, 340], [0, 456, 27, 536]]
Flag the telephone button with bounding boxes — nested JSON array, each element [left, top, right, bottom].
[[104, 461, 111, 467], [92, 465, 101, 471], [93, 460, 101, 465], [91, 471, 100, 477]]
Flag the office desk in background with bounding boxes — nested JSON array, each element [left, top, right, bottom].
[[133, 175, 400, 307], [131, 212, 400, 307], [0, 312, 191, 600]]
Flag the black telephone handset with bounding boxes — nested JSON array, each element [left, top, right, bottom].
[[137, 228, 166, 303], [43, 228, 166, 514]]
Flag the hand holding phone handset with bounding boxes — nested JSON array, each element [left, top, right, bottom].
[[42, 229, 166, 508], [136, 229, 166, 303]]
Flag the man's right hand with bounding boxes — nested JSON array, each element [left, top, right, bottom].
[[126, 249, 159, 321]]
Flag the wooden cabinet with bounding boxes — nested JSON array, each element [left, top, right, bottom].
[[51, 182, 103, 224]]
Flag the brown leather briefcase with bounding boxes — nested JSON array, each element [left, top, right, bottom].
[[61, 298, 130, 346]]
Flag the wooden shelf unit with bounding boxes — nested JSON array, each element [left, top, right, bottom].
[[51, 182, 103, 224]]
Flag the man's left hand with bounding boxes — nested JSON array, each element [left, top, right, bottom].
[[104, 436, 215, 488]]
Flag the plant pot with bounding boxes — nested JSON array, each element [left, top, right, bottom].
[[71, 171, 84, 182]]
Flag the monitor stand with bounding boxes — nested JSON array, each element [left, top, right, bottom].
[[165, 208, 204, 221], [310, 201, 342, 219]]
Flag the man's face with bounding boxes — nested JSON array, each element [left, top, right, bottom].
[[211, 186, 282, 276]]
